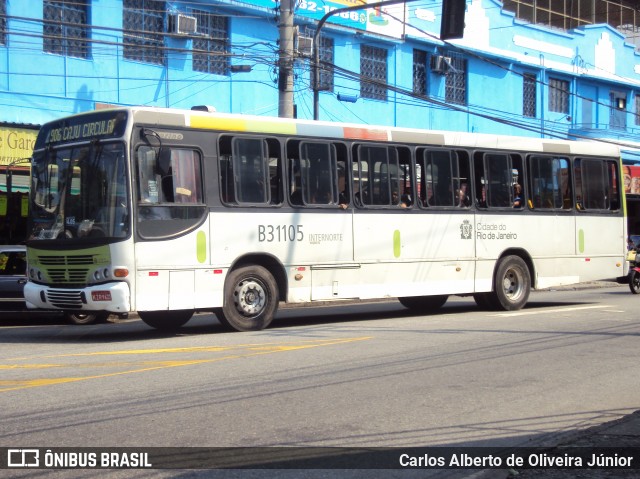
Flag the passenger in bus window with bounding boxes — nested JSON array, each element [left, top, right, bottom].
[[401, 187, 413, 207], [337, 164, 348, 209], [513, 184, 523, 209], [392, 191, 407, 208], [457, 183, 470, 207], [477, 185, 487, 208]]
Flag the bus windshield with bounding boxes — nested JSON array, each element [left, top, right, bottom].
[[28, 142, 129, 241]]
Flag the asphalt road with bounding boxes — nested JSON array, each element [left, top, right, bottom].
[[0, 285, 639, 479]]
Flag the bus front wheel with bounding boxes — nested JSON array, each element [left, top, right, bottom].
[[66, 311, 110, 325], [218, 265, 279, 332], [139, 310, 193, 330], [491, 255, 531, 311]]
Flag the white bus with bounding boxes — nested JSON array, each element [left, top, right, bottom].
[[24, 107, 627, 331]]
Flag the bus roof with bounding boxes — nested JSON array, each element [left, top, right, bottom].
[[42, 106, 623, 158]]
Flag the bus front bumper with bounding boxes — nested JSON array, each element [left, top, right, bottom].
[[24, 281, 131, 314]]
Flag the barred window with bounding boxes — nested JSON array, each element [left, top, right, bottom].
[[413, 49, 427, 96], [0, 0, 6, 46], [193, 11, 229, 76], [360, 45, 387, 101], [123, 0, 165, 65], [43, 0, 89, 58], [318, 35, 334, 92], [549, 77, 569, 113], [445, 53, 466, 105], [523, 73, 536, 117]]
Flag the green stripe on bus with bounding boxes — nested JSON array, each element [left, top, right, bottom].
[[578, 229, 585, 253], [393, 230, 401, 258], [197, 231, 207, 263]]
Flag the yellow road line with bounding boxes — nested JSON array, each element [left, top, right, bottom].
[[9, 337, 372, 360], [0, 337, 372, 393]]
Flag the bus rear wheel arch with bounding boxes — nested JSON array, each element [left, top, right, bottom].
[[490, 255, 531, 311], [139, 310, 194, 330], [398, 295, 448, 311], [217, 265, 279, 332]]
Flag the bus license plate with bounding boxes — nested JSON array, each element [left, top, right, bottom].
[[92, 291, 112, 302]]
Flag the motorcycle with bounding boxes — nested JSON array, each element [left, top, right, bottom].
[[628, 248, 640, 294]]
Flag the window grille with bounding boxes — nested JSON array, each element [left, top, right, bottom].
[[523, 73, 537, 117], [123, 0, 165, 65], [193, 11, 229, 75], [549, 77, 569, 113], [444, 52, 466, 105], [413, 49, 427, 96], [318, 35, 334, 92], [635, 94, 640, 126], [360, 45, 387, 101], [0, 0, 6, 46], [43, 0, 89, 58]]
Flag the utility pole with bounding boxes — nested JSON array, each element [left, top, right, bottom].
[[278, 0, 295, 118]]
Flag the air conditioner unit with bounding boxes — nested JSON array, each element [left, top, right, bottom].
[[169, 14, 197, 35], [431, 55, 451, 74], [297, 36, 313, 56]]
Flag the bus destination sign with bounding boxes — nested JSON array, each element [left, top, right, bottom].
[[36, 111, 128, 149]]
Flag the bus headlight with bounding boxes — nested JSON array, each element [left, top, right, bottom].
[[29, 268, 43, 281]]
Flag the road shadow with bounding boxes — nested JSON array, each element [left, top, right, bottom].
[[0, 296, 609, 345]]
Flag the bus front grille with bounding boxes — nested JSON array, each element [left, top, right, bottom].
[[39, 254, 96, 265], [47, 289, 84, 309], [48, 268, 90, 284]]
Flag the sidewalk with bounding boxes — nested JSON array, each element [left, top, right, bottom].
[[505, 410, 640, 478]]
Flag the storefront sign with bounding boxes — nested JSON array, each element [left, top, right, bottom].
[[0, 127, 38, 166]]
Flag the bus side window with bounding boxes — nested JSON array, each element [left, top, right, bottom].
[[354, 144, 404, 208], [511, 155, 524, 209], [417, 148, 467, 208], [219, 154, 235, 204], [528, 155, 571, 210], [218, 136, 236, 205], [474, 152, 523, 209], [395, 147, 413, 208], [287, 140, 346, 208], [219, 135, 280, 206], [301, 142, 336, 205], [137, 146, 160, 204], [575, 158, 620, 211], [233, 138, 268, 204]]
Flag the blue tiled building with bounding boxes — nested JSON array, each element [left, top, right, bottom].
[[1, 0, 640, 141]]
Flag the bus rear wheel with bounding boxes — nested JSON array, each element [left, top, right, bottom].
[[139, 310, 193, 330], [217, 265, 279, 332], [66, 311, 110, 325], [490, 255, 530, 311], [398, 295, 448, 311]]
